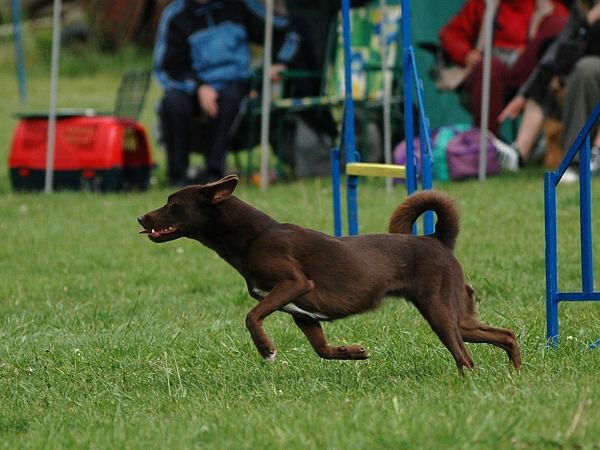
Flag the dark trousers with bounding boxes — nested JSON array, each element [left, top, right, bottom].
[[160, 82, 247, 183], [563, 56, 600, 149], [465, 15, 567, 135]]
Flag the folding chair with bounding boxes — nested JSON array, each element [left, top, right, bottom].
[[245, 0, 405, 174]]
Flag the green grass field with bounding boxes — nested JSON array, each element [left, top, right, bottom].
[[1, 37, 600, 449]]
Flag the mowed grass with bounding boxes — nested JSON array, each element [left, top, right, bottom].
[[1, 39, 600, 450]]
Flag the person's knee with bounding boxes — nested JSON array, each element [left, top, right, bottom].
[[571, 56, 600, 82], [467, 57, 506, 88]]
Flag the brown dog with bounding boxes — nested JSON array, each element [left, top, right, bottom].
[[138, 175, 521, 373]]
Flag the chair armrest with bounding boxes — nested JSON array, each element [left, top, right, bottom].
[[250, 68, 322, 98], [279, 69, 321, 80], [252, 68, 321, 81]]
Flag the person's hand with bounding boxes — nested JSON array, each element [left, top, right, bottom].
[[270, 63, 287, 82], [498, 95, 526, 123], [197, 84, 219, 118], [464, 49, 482, 68], [587, 2, 600, 25]]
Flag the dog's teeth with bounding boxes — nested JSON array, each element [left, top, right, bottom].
[[151, 228, 156, 233]]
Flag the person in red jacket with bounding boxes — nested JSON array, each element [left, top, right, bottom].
[[439, 0, 569, 135]]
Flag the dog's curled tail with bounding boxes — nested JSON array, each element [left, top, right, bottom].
[[388, 190, 459, 250]]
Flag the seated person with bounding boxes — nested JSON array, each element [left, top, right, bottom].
[[563, 54, 600, 168], [498, 0, 600, 171], [153, 0, 307, 186], [439, 0, 569, 136]]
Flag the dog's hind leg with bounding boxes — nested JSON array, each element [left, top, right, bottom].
[[415, 301, 474, 374], [293, 316, 369, 360], [459, 319, 522, 369]]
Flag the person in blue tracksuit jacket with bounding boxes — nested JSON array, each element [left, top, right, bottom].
[[154, 0, 304, 186]]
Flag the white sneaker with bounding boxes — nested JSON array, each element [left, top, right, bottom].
[[559, 167, 579, 185], [590, 146, 600, 175], [491, 136, 519, 172]]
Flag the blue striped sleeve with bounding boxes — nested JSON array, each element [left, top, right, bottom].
[[153, 0, 197, 93], [243, 0, 289, 28]]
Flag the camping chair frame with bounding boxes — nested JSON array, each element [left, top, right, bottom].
[[246, 0, 406, 178]]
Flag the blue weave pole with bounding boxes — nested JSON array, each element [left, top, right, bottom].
[[402, 0, 416, 198], [331, 147, 343, 237], [544, 101, 600, 348], [407, 42, 434, 233], [340, 0, 360, 236]]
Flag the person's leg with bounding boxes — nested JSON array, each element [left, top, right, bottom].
[[160, 89, 199, 185], [562, 56, 600, 149], [465, 57, 507, 134], [202, 82, 247, 181], [494, 14, 568, 166], [513, 98, 545, 162]]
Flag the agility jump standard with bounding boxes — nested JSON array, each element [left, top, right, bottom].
[[545, 101, 600, 348], [331, 0, 434, 236]]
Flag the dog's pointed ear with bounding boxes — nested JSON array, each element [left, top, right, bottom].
[[205, 174, 239, 203]]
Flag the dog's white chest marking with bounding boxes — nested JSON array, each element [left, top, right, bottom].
[[252, 288, 270, 299], [281, 303, 330, 320], [252, 288, 330, 321]]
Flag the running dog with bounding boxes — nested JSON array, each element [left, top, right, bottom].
[[138, 175, 521, 373]]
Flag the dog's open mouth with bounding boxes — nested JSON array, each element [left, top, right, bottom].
[[139, 225, 182, 242]]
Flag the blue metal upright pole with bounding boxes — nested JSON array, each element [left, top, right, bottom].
[[331, 148, 343, 237], [409, 50, 434, 233], [401, 0, 416, 196], [544, 171, 559, 346], [579, 135, 594, 293], [12, 0, 27, 104], [341, 0, 359, 236]]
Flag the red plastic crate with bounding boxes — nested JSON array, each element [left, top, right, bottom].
[[9, 115, 154, 191]]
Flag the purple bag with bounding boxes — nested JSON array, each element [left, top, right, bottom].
[[446, 129, 500, 180], [393, 137, 422, 177]]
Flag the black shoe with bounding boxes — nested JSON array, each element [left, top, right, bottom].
[[169, 178, 188, 188]]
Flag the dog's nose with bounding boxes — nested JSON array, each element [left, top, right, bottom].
[[137, 215, 145, 226]]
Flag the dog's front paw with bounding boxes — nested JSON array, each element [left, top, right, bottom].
[[264, 350, 277, 364]]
